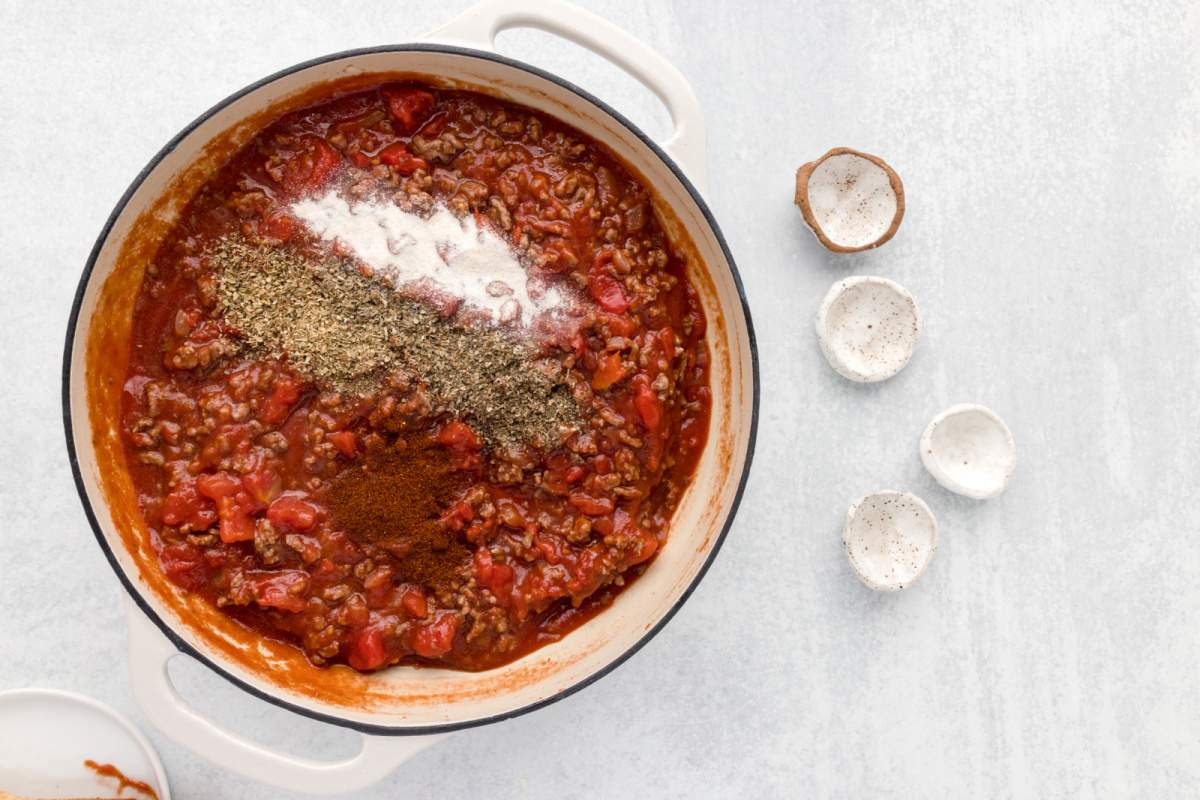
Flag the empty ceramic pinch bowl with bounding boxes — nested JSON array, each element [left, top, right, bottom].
[[843, 490, 938, 592], [816, 276, 921, 382], [794, 148, 905, 252], [920, 403, 1016, 499]]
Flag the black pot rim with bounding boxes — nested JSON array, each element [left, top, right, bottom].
[[61, 42, 760, 737]]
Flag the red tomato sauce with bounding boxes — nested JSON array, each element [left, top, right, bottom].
[[119, 83, 711, 672]]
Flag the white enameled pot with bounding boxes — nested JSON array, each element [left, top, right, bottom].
[[62, 0, 758, 793]]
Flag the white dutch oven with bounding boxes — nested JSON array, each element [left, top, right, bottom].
[[62, 0, 758, 793]]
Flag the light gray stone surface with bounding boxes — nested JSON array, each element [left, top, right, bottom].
[[2, 1, 1199, 797]]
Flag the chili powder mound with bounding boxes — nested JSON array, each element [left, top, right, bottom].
[[328, 437, 470, 590]]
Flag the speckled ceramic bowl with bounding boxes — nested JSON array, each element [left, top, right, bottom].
[[816, 276, 921, 383], [844, 490, 938, 592], [921, 404, 1015, 499], [61, 0, 757, 792]]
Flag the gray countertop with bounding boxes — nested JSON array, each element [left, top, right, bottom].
[[3, 1, 1199, 796]]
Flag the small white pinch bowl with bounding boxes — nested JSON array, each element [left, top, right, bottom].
[[843, 490, 938, 592], [920, 403, 1016, 499], [816, 276, 921, 382]]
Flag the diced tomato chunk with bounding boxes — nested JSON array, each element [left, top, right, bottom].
[[439, 500, 475, 532], [259, 211, 297, 241], [633, 376, 662, 430], [280, 136, 341, 196], [656, 327, 675, 357], [587, 251, 630, 313], [436, 419, 481, 450], [159, 542, 208, 590], [218, 504, 254, 543], [568, 492, 614, 516], [341, 593, 370, 629], [591, 352, 627, 390], [402, 589, 428, 619], [363, 565, 393, 593], [195, 472, 256, 542], [474, 547, 493, 581], [412, 612, 459, 659], [473, 547, 515, 604], [252, 570, 310, 613], [326, 430, 356, 457], [567, 544, 607, 599], [534, 533, 568, 565], [608, 510, 659, 566], [262, 375, 303, 425], [196, 472, 241, 500], [267, 494, 318, 531], [598, 312, 638, 337], [323, 529, 362, 564], [436, 420, 482, 469], [377, 143, 427, 174], [487, 563, 514, 601], [363, 565, 395, 608], [415, 113, 446, 137], [241, 468, 282, 506], [380, 85, 436, 133], [348, 627, 388, 671], [310, 139, 341, 184], [160, 478, 216, 530], [589, 273, 629, 314]]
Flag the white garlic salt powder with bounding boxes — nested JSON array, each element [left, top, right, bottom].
[[290, 191, 566, 324]]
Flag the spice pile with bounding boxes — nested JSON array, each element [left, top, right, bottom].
[[290, 192, 567, 324], [213, 238, 580, 448], [328, 437, 470, 591]]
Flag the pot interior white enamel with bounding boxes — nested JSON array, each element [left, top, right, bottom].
[[64, 46, 756, 733]]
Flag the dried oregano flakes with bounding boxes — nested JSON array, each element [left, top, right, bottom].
[[212, 238, 580, 449]]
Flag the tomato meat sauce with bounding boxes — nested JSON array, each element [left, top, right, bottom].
[[120, 82, 711, 672]]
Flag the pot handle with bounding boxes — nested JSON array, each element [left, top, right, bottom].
[[424, 0, 708, 194], [126, 601, 447, 795]]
